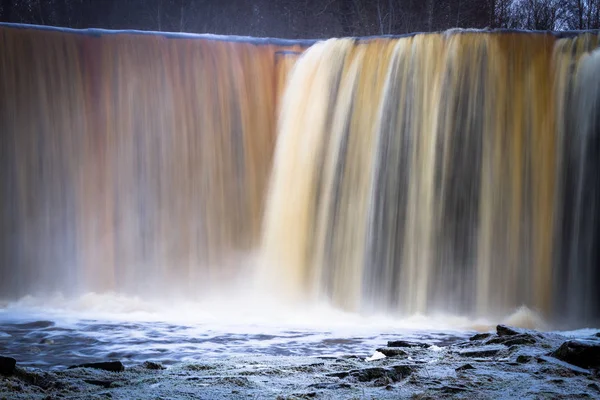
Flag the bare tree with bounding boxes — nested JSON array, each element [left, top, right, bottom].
[[488, 0, 514, 28], [564, 0, 600, 29], [376, 0, 394, 35], [512, 0, 566, 30]]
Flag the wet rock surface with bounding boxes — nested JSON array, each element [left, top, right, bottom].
[[0, 357, 16, 376], [550, 340, 600, 369], [68, 361, 125, 372], [387, 340, 430, 348], [496, 324, 522, 336], [375, 347, 408, 357], [469, 332, 492, 341], [1, 325, 599, 399], [487, 333, 538, 346], [455, 363, 475, 372], [458, 345, 503, 357], [142, 361, 165, 370]]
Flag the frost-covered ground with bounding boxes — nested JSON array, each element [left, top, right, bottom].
[[0, 297, 599, 399]]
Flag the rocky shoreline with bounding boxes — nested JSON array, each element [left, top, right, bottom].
[[1, 325, 599, 399]]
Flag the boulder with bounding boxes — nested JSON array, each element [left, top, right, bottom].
[[329, 365, 412, 383], [516, 355, 532, 363], [551, 340, 600, 369], [375, 348, 408, 357], [469, 333, 492, 341], [455, 364, 475, 372], [387, 340, 429, 348], [142, 361, 165, 370], [439, 385, 469, 394], [496, 325, 520, 336], [309, 382, 352, 389], [487, 333, 537, 346], [83, 379, 113, 388], [458, 346, 503, 358], [0, 356, 16, 375], [355, 367, 390, 382]]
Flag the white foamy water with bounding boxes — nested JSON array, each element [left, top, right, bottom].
[[2, 293, 595, 370]]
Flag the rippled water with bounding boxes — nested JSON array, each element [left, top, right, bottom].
[[0, 315, 475, 370], [5, 292, 587, 370], [0, 294, 482, 370]]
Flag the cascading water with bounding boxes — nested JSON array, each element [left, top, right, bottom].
[[0, 25, 306, 300], [0, 24, 599, 329], [261, 32, 600, 328]]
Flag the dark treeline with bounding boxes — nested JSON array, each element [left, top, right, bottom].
[[0, 0, 599, 38]]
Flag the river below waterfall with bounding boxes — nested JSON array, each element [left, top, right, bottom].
[[0, 294, 596, 369], [1, 302, 599, 399], [0, 295, 480, 370]]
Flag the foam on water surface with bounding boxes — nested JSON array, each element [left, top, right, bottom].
[[1, 293, 596, 370]]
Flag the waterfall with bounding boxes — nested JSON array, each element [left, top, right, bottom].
[[0, 24, 599, 327], [0, 25, 306, 299], [261, 32, 600, 326]]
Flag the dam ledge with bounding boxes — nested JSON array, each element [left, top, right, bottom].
[[1, 22, 598, 44]]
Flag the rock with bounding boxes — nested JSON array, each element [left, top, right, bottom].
[[291, 392, 317, 399], [186, 364, 213, 371], [0, 356, 16, 375], [142, 361, 165, 370], [340, 355, 361, 359], [68, 361, 124, 372], [588, 383, 600, 393], [376, 348, 408, 357], [455, 364, 475, 372], [328, 370, 351, 379], [6, 382, 23, 391], [439, 385, 468, 394], [551, 340, 600, 369], [458, 346, 502, 358], [487, 333, 537, 346], [469, 333, 492, 341], [83, 379, 113, 388], [14, 368, 57, 390], [595, 332, 600, 338], [39, 338, 54, 345], [309, 382, 352, 389], [496, 325, 520, 336], [387, 340, 429, 348], [516, 355, 532, 363], [390, 364, 413, 378], [220, 376, 251, 387], [537, 355, 591, 375], [355, 368, 391, 383], [329, 365, 412, 383]]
